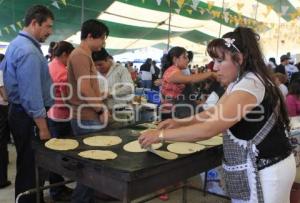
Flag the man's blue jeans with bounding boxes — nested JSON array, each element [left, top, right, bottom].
[[141, 80, 152, 89]]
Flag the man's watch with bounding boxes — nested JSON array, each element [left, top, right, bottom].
[[158, 130, 165, 143]]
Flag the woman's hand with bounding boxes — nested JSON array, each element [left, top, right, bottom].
[[158, 119, 180, 129], [138, 129, 160, 148], [154, 79, 162, 86]]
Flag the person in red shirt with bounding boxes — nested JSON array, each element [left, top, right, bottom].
[[286, 80, 300, 117], [47, 41, 74, 201], [48, 41, 74, 134], [160, 47, 215, 120]]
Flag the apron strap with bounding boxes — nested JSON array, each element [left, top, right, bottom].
[[251, 102, 279, 146]]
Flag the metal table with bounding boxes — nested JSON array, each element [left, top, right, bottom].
[[33, 129, 222, 203]]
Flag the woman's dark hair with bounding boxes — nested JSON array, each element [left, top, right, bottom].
[[25, 5, 54, 26], [289, 80, 300, 97], [81, 19, 109, 40], [53, 41, 74, 57], [187, 51, 194, 62], [207, 26, 290, 131], [269, 57, 277, 66], [161, 46, 187, 76]]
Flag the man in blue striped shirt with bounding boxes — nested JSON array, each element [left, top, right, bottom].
[[1, 5, 54, 203]]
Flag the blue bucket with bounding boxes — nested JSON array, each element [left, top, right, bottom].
[[145, 90, 160, 105]]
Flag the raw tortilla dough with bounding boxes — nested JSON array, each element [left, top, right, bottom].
[[123, 140, 162, 152], [45, 138, 79, 151], [78, 150, 117, 160], [196, 136, 223, 146], [138, 123, 157, 129], [167, 142, 205, 154], [83, 135, 122, 147]]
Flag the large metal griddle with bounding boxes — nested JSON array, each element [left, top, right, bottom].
[[33, 128, 223, 202]]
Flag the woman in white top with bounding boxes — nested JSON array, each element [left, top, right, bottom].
[[139, 27, 295, 203]]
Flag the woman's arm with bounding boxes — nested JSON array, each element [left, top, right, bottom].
[[139, 90, 257, 147], [158, 94, 228, 129], [168, 70, 215, 84]]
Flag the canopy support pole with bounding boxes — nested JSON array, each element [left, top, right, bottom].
[[218, 0, 225, 38], [167, 0, 172, 50], [81, 0, 85, 24], [254, 0, 258, 20], [276, 0, 282, 58]]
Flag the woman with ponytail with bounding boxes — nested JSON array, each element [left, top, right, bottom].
[[140, 27, 295, 203], [48, 41, 74, 136], [47, 41, 74, 201], [160, 46, 215, 120]]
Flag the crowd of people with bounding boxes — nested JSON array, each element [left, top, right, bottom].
[[0, 4, 298, 203]]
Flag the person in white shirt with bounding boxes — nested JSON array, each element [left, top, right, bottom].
[[0, 54, 11, 189], [286, 60, 299, 81], [92, 48, 134, 110], [139, 58, 155, 89]]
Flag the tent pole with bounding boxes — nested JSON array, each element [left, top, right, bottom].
[[81, 0, 85, 24], [254, 0, 258, 20], [167, 0, 172, 50], [218, 0, 225, 38], [276, 0, 281, 58]]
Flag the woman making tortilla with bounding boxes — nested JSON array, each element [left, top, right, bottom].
[[139, 27, 296, 203]]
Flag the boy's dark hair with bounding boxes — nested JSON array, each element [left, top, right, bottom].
[[81, 19, 109, 40], [92, 48, 110, 62], [24, 5, 54, 26]]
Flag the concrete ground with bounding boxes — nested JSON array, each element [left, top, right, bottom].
[[0, 144, 230, 203]]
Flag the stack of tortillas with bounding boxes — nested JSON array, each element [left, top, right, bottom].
[[290, 116, 300, 130], [196, 136, 223, 146], [167, 142, 205, 154], [123, 140, 162, 152], [78, 150, 117, 160], [45, 138, 79, 151], [83, 135, 122, 147]]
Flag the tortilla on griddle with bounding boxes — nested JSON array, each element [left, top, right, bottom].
[[196, 136, 223, 146], [83, 135, 122, 147], [123, 140, 162, 152], [45, 138, 79, 151], [78, 150, 117, 160], [167, 142, 205, 154]]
